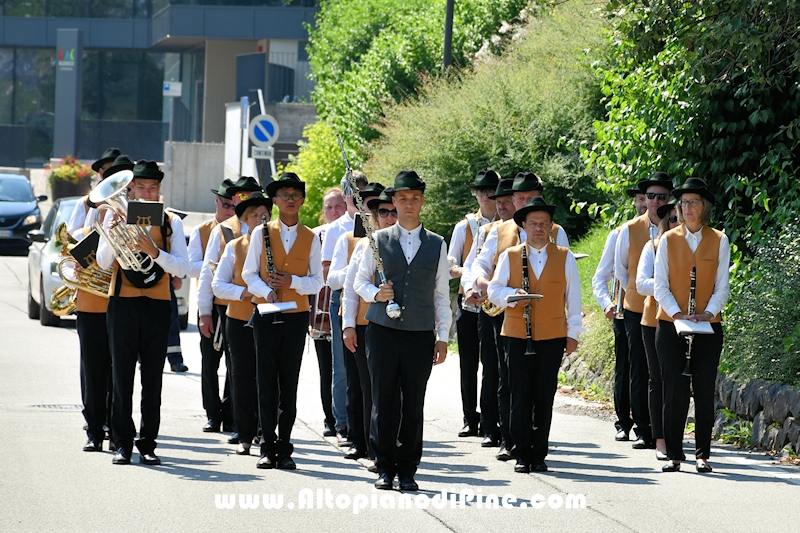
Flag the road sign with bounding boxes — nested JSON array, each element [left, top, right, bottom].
[[251, 146, 274, 160], [163, 81, 182, 97], [248, 114, 280, 148]]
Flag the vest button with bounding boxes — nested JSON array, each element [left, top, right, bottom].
[[402, 306, 406, 310], [400, 318, 404, 322]]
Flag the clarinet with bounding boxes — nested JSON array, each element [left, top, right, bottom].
[[521, 244, 536, 356], [245, 214, 283, 327], [336, 134, 401, 319], [681, 266, 697, 377]]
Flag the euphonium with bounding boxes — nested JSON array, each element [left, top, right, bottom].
[[89, 170, 158, 274], [49, 223, 112, 316]]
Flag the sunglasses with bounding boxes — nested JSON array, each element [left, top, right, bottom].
[[646, 193, 668, 201], [378, 208, 398, 218], [668, 216, 678, 223], [218, 198, 235, 210]]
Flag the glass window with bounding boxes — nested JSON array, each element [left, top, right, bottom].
[[0, 49, 12, 124], [0, 177, 36, 202]]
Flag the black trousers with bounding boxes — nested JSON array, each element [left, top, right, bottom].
[[642, 325, 664, 440], [200, 304, 233, 425], [345, 325, 372, 455], [226, 316, 258, 444], [506, 337, 565, 462], [478, 311, 508, 443], [166, 285, 184, 366], [456, 297, 481, 429], [253, 311, 308, 456], [367, 323, 434, 477], [657, 320, 722, 461], [612, 317, 633, 433], [313, 338, 335, 428], [623, 310, 652, 441], [107, 296, 172, 454], [77, 311, 113, 445]]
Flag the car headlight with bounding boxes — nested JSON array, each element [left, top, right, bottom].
[[23, 214, 41, 226]]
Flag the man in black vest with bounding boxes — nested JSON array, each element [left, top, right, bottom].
[[354, 170, 451, 492]]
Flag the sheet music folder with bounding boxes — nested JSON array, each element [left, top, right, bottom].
[[674, 319, 714, 336]]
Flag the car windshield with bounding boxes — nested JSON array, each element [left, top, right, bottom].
[[0, 177, 36, 202]]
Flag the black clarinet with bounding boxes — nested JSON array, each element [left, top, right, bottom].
[[681, 266, 697, 376], [246, 215, 283, 327], [522, 245, 536, 356]]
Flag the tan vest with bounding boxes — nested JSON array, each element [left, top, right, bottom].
[[501, 243, 568, 341], [494, 219, 563, 265], [656, 225, 723, 323], [226, 234, 256, 322], [624, 214, 651, 313], [76, 289, 108, 313], [641, 239, 659, 327], [212, 216, 244, 307], [252, 220, 314, 313], [196, 218, 216, 258], [338, 234, 370, 325], [109, 214, 173, 301]]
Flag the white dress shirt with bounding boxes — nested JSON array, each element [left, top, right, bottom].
[[197, 219, 250, 315], [487, 243, 583, 340], [591, 227, 620, 311], [353, 223, 452, 342], [211, 240, 247, 302], [187, 221, 220, 279], [635, 241, 656, 297], [447, 213, 494, 269], [322, 212, 354, 263], [66, 198, 89, 237], [460, 224, 490, 293], [242, 219, 323, 301], [327, 231, 352, 291], [614, 217, 659, 289], [96, 210, 189, 278], [654, 225, 731, 318], [469, 223, 570, 292], [342, 238, 367, 329]]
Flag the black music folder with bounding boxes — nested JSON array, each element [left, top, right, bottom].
[[69, 230, 101, 268], [126, 201, 164, 227], [354, 214, 367, 238]]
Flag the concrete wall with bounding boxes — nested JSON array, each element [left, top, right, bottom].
[[203, 39, 259, 143], [262, 103, 317, 142], [161, 142, 224, 213]]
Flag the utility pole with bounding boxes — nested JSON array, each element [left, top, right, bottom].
[[443, 0, 454, 73]]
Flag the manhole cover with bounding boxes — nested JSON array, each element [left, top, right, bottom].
[[29, 404, 83, 411]]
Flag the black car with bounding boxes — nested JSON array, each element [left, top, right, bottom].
[[0, 173, 47, 247]]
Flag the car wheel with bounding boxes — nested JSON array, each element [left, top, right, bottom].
[[179, 312, 189, 330], [28, 281, 40, 320], [39, 279, 61, 327]]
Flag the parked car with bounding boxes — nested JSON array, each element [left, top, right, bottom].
[[27, 197, 79, 326], [0, 173, 47, 249]]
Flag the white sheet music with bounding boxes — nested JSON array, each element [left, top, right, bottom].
[[674, 319, 714, 336], [256, 302, 298, 315]]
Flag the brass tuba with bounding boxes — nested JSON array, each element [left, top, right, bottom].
[[49, 223, 112, 316], [90, 170, 158, 273]]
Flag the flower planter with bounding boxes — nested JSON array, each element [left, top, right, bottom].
[[51, 176, 92, 200]]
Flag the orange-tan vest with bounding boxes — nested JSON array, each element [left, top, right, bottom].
[[196, 218, 217, 258], [252, 220, 314, 313], [656, 225, 723, 323], [641, 241, 659, 328], [76, 285, 109, 313], [624, 214, 651, 313], [501, 243, 568, 341], [213, 216, 244, 307], [226, 234, 256, 321], [339, 234, 370, 325], [109, 213, 173, 301]]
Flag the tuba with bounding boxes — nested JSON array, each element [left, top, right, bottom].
[[90, 170, 158, 273], [49, 223, 112, 316]]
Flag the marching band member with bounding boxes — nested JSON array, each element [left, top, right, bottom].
[[448, 170, 499, 438], [354, 170, 451, 492], [67, 147, 121, 238], [487, 196, 582, 473], [655, 179, 730, 473], [243, 173, 323, 470], [615, 172, 673, 449], [97, 160, 189, 466], [211, 191, 273, 456]]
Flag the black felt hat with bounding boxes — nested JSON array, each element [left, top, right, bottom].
[[132, 160, 164, 181], [92, 147, 122, 172], [230, 176, 262, 195], [103, 155, 135, 180], [513, 196, 556, 227], [489, 178, 514, 199], [512, 172, 544, 192], [367, 189, 394, 211], [266, 172, 305, 198], [656, 201, 678, 220], [671, 178, 715, 204], [357, 182, 386, 203], [626, 187, 644, 198], [211, 178, 237, 199], [636, 172, 674, 193], [470, 170, 501, 190], [390, 170, 426, 194], [235, 191, 273, 218]]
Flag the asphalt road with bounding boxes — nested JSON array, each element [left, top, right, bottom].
[[0, 253, 798, 532]]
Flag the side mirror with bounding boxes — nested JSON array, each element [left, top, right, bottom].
[[37, 195, 48, 202], [27, 229, 47, 243]]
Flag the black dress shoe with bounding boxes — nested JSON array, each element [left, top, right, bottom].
[[112, 449, 132, 465], [696, 461, 713, 473], [481, 435, 500, 448], [344, 446, 367, 460], [235, 444, 251, 455], [83, 439, 102, 452], [257, 454, 276, 469], [366, 460, 379, 473], [227, 433, 240, 445], [496, 444, 514, 461], [631, 437, 654, 449], [662, 461, 681, 472], [531, 460, 548, 472], [336, 428, 352, 447], [276, 454, 296, 470], [398, 475, 418, 491], [458, 424, 479, 437], [323, 421, 336, 437], [171, 363, 189, 372], [615, 429, 630, 441], [202, 419, 221, 433], [374, 473, 394, 490], [139, 452, 162, 466], [514, 460, 531, 473]]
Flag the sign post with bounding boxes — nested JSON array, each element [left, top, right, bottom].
[[248, 114, 280, 181]]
